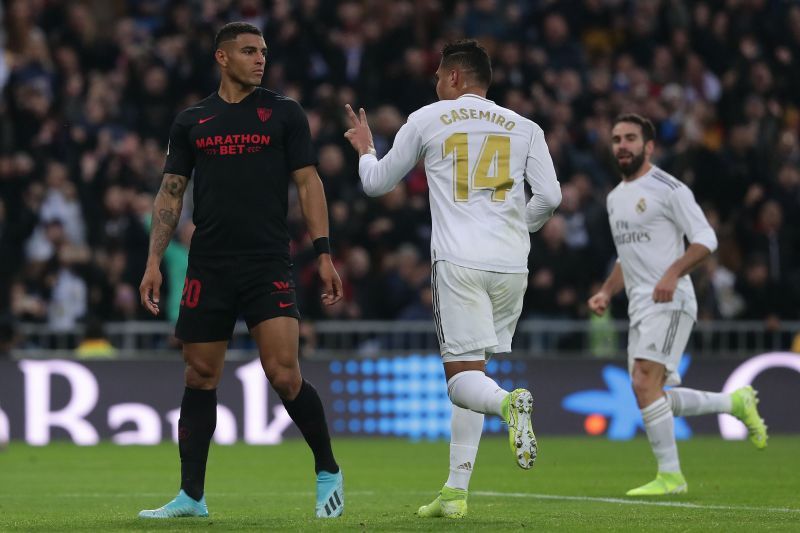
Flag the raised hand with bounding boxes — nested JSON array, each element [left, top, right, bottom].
[[343, 104, 376, 157]]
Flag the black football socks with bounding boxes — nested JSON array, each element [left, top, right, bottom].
[[178, 387, 217, 501], [281, 380, 339, 474]]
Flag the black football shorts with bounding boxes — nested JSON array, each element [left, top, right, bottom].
[[175, 255, 300, 343]]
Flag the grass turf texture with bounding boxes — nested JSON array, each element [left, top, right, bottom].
[[0, 436, 797, 532]]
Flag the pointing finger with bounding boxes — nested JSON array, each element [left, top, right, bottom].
[[344, 104, 359, 127], [359, 107, 367, 125]]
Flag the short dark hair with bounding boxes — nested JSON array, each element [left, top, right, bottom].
[[613, 113, 656, 143], [441, 40, 492, 88], [214, 22, 263, 49]]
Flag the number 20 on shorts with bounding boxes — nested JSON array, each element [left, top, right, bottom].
[[443, 132, 513, 202], [181, 277, 201, 308]]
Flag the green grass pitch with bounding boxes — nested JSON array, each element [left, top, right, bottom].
[[0, 436, 798, 531]]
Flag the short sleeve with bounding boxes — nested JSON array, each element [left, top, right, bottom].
[[163, 119, 195, 178], [285, 101, 317, 171]]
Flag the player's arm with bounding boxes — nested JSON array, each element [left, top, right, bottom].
[[140, 173, 188, 315], [292, 165, 343, 306], [653, 186, 718, 303], [140, 116, 194, 316], [588, 261, 625, 316], [523, 129, 562, 232], [343, 104, 422, 196]]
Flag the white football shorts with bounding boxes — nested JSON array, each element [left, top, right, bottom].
[[627, 310, 694, 386], [431, 260, 527, 361]]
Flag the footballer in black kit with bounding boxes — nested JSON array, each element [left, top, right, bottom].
[[167, 88, 313, 341], [138, 22, 345, 520]]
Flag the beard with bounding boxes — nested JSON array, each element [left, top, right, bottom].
[[614, 150, 646, 178]]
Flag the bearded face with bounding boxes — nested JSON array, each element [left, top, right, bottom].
[[614, 145, 646, 177], [611, 121, 652, 179]]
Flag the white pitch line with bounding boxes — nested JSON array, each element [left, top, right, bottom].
[[473, 491, 800, 514], [8, 490, 799, 515]]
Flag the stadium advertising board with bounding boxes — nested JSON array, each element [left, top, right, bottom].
[[0, 353, 796, 445]]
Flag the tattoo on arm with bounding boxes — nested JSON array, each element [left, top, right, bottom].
[[160, 173, 189, 198], [157, 208, 179, 227], [148, 174, 188, 261]]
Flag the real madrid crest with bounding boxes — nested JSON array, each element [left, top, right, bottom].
[[636, 197, 647, 214]]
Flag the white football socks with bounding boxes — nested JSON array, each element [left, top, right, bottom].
[[666, 388, 732, 416], [446, 370, 508, 417], [641, 396, 681, 473], [445, 405, 484, 491]]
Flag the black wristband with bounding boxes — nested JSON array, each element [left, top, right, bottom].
[[313, 237, 331, 256]]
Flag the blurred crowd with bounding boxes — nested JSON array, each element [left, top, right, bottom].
[[1, 0, 799, 348]]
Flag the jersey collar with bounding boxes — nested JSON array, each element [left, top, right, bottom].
[[215, 87, 260, 105], [621, 164, 656, 186], [457, 93, 494, 103]]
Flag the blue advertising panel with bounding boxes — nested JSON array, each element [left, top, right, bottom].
[[0, 353, 796, 445]]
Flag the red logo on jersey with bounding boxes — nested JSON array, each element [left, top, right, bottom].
[[257, 108, 272, 122], [272, 281, 291, 290], [278, 302, 294, 308], [195, 134, 271, 155], [198, 115, 217, 124]]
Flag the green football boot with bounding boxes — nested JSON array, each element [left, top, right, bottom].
[[626, 472, 688, 496], [501, 388, 537, 469], [417, 486, 467, 519], [731, 386, 768, 449]]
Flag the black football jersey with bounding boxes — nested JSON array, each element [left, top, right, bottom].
[[164, 88, 317, 260]]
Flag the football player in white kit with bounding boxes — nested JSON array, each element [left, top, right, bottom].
[[344, 40, 562, 518], [588, 114, 768, 496]]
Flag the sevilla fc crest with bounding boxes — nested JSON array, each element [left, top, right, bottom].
[[257, 107, 272, 122]]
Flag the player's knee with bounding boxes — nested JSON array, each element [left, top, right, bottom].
[[446, 381, 464, 408], [631, 377, 653, 398], [183, 354, 222, 387], [185, 363, 220, 388], [632, 375, 666, 409], [268, 369, 302, 400]]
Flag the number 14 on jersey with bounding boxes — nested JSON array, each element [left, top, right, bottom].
[[443, 132, 513, 202]]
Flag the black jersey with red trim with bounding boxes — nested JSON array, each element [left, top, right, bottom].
[[164, 88, 316, 260]]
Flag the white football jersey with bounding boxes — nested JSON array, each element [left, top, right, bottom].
[[358, 93, 561, 273], [606, 165, 717, 323]]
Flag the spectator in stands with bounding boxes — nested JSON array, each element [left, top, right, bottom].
[[75, 316, 116, 359], [0, 0, 798, 334], [744, 200, 797, 284], [526, 215, 590, 320], [46, 240, 89, 332], [736, 254, 796, 326], [342, 246, 381, 320]]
